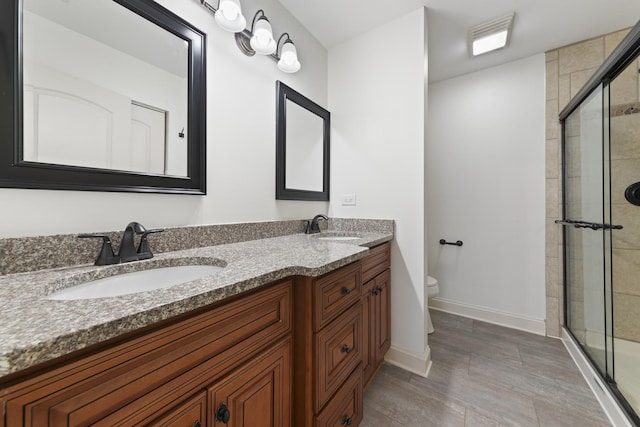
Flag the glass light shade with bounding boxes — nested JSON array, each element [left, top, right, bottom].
[[214, 0, 246, 33], [277, 41, 301, 73], [472, 30, 508, 56], [250, 17, 276, 55]]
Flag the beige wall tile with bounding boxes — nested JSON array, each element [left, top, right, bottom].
[[546, 297, 560, 337], [612, 248, 640, 296], [546, 178, 559, 218], [568, 300, 585, 341], [546, 256, 559, 298], [564, 138, 581, 178], [613, 293, 640, 342], [612, 203, 640, 250], [559, 75, 571, 112], [546, 139, 560, 179], [546, 60, 559, 101], [558, 282, 565, 326], [546, 50, 559, 62], [570, 67, 599, 99], [567, 264, 584, 302], [559, 38, 605, 75], [546, 99, 559, 139], [610, 62, 639, 106], [611, 113, 640, 160], [611, 159, 640, 204], [546, 219, 559, 259], [605, 28, 631, 57]]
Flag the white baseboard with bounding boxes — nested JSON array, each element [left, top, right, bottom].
[[429, 297, 546, 336], [384, 345, 432, 378], [562, 328, 634, 427]]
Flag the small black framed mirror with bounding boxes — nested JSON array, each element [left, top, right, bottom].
[[0, 0, 206, 194], [276, 81, 330, 201]]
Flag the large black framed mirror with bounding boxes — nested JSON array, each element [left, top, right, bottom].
[[276, 81, 330, 201], [0, 0, 206, 194]]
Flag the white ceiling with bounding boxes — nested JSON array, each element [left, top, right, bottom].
[[276, 0, 640, 82]]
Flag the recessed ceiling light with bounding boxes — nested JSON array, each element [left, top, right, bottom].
[[469, 13, 515, 57]]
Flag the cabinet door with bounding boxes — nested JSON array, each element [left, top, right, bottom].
[[361, 280, 376, 388], [149, 391, 206, 427], [374, 270, 391, 364], [209, 338, 291, 427]]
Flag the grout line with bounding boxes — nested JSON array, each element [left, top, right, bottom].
[[532, 398, 542, 427]]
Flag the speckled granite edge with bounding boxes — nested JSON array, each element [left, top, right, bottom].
[[0, 228, 394, 377]]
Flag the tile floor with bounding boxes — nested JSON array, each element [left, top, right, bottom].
[[362, 310, 611, 426]]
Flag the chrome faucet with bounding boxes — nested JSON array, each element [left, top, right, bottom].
[[305, 214, 329, 234], [78, 222, 163, 265]]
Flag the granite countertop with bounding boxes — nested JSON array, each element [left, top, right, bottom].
[[0, 230, 392, 377]]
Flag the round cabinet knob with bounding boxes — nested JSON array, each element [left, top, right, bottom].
[[342, 415, 353, 425], [340, 286, 351, 295], [216, 402, 231, 423], [341, 344, 352, 354]]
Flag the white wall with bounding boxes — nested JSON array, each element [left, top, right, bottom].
[[329, 8, 428, 365], [427, 54, 546, 326], [1, 0, 328, 238]]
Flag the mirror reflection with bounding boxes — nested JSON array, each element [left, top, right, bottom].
[[23, 0, 188, 176], [285, 100, 324, 191]]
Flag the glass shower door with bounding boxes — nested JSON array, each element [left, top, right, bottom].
[[563, 84, 614, 380]]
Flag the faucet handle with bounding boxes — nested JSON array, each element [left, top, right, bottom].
[[136, 228, 164, 259], [78, 234, 118, 266]]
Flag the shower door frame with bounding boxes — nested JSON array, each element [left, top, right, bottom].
[[559, 21, 640, 426]]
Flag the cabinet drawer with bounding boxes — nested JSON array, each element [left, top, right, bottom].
[[3, 281, 292, 427], [148, 390, 206, 427], [313, 262, 361, 331], [315, 303, 362, 412], [361, 243, 390, 284], [314, 368, 363, 427]]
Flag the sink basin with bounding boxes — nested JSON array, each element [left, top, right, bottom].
[[316, 236, 360, 241], [46, 265, 224, 300]]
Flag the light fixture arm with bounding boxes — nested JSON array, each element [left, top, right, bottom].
[[250, 9, 267, 32], [274, 32, 292, 59], [200, 0, 219, 14]]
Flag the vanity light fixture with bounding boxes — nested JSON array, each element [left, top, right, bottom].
[[469, 13, 515, 56], [249, 10, 277, 55], [201, 0, 246, 33], [276, 34, 301, 73], [200, 1, 301, 73]]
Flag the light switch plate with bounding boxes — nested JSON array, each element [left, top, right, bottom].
[[342, 193, 356, 206]]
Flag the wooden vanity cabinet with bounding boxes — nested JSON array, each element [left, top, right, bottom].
[[361, 243, 391, 390], [0, 281, 293, 427], [1, 242, 392, 427], [148, 391, 207, 427], [207, 337, 291, 427], [292, 261, 364, 427]]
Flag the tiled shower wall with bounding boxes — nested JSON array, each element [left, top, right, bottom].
[[610, 50, 640, 344], [545, 29, 630, 337]]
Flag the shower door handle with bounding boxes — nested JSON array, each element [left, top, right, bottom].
[[555, 219, 623, 230]]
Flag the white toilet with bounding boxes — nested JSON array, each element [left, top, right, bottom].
[[426, 276, 439, 334]]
